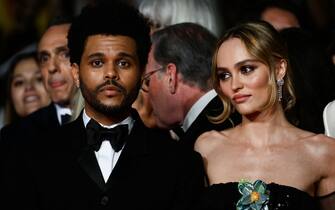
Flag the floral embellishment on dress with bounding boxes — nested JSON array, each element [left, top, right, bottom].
[[236, 179, 270, 210]]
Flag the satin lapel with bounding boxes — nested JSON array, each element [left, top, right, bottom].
[[77, 147, 105, 191], [105, 112, 150, 190], [182, 96, 226, 148], [68, 116, 106, 191], [47, 103, 61, 127]]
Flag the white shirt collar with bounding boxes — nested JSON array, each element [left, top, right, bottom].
[[82, 109, 134, 134], [181, 89, 217, 132], [55, 104, 72, 124]]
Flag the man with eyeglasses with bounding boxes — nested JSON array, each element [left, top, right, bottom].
[[142, 22, 241, 149]]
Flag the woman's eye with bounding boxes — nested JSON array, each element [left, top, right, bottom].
[[13, 80, 24, 87], [240, 65, 255, 74], [217, 71, 231, 81], [35, 75, 43, 83]]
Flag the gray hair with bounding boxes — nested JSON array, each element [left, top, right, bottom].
[[139, 0, 223, 37]]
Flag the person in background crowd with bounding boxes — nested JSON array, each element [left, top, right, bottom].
[[3, 51, 51, 125], [0, 17, 79, 208], [0, 16, 78, 138], [195, 21, 335, 210], [138, 0, 222, 36], [143, 22, 240, 149], [133, 0, 223, 128], [279, 27, 335, 134], [259, 0, 301, 31]]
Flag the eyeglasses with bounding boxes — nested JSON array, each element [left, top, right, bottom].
[[141, 67, 164, 92]]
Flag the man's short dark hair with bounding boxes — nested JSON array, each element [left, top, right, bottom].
[[67, 1, 151, 71], [151, 22, 217, 91], [47, 15, 74, 28]]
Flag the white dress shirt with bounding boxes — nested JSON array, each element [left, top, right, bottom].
[[181, 89, 217, 132], [82, 110, 134, 182]]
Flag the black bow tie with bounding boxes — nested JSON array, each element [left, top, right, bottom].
[[86, 119, 128, 152]]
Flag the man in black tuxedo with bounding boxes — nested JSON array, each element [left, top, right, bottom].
[[142, 23, 241, 149], [0, 2, 205, 210]]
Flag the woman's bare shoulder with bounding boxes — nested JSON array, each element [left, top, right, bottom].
[[194, 129, 230, 156], [300, 132, 335, 160]]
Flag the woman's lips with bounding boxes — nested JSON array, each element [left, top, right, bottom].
[[233, 94, 250, 103]]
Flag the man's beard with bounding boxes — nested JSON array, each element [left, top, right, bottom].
[[80, 78, 140, 117]]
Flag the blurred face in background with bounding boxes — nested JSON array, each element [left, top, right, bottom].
[[261, 7, 300, 31], [11, 57, 51, 116], [38, 24, 77, 107]]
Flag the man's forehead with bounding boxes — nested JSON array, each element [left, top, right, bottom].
[[39, 24, 69, 43], [38, 27, 70, 53]]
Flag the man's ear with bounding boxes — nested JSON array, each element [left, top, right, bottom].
[[276, 59, 287, 80], [71, 63, 80, 88], [165, 63, 178, 94]]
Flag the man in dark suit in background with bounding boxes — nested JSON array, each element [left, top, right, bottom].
[[0, 16, 78, 142], [142, 23, 241, 149], [0, 1, 205, 210], [34, 16, 78, 126]]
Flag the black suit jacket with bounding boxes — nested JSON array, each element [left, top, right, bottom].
[[1, 110, 205, 210], [0, 103, 59, 172], [0, 103, 59, 143], [179, 95, 241, 149]]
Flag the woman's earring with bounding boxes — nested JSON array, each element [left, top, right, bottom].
[[276, 79, 284, 102]]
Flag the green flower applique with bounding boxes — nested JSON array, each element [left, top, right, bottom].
[[236, 179, 270, 210]]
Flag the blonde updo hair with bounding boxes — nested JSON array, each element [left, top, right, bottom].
[[211, 21, 295, 123]]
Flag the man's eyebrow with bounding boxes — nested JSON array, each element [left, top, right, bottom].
[[87, 52, 137, 61], [54, 46, 69, 54], [38, 51, 49, 56], [87, 52, 104, 60], [118, 52, 137, 61]]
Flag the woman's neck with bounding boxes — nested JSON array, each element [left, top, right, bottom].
[[236, 104, 293, 147]]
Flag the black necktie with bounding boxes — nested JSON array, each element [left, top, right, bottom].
[[172, 126, 185, 139], [61, 114, 71, 125], [86, 119, 128, 152]]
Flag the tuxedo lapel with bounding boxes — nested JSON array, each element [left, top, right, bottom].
[[66, 117, 106, 191], [67, 110, 153, 192], [105, 112, 150, 190], [44, 103, 60, 127], [181, 95, 234, 149], [77, 148, 105, 191]]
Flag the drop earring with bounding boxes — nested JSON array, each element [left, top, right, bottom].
[[276, 79, 284, 102]]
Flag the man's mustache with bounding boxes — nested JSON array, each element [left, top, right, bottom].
[[96, 79, 127, 94]]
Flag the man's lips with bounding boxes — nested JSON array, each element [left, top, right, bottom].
[[49, 80, 66, 89], [99, 85, 122, 96]]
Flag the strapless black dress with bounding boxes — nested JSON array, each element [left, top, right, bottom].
[[197, 182, 319, 210]]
